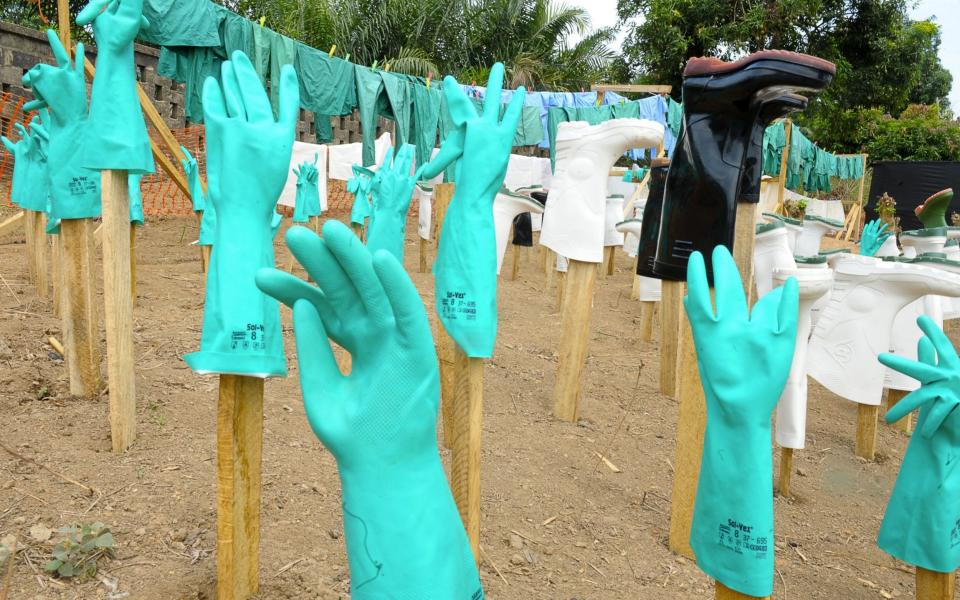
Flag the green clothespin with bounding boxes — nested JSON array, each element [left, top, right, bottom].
[[344, 53, 350, 63], [329, 44, 336, 58], [385, 63, 391, 72], [371, 60, 378, 72]]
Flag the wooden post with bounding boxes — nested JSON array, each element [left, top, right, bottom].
[[716, 581, 769, 600], [916, 567, 955, 600], [129, 224, 137, 307], [774, 120, 792, 216], [51, 235, 62, 317], [856, 404, 879, 460], [670, 203, 759, 561], [553, 259, 598, 421], [310, 215, 319, 234], [886, 388, 913, 434], [779, 447, 794, 498], [100, 171, 136, 452], [450, 346, 483, 562], [659, 281, 683, 396], [556, 270, 567, 311], [201, 245, 212, 274], [217, 374, 264, 600], [639, 301, 655, 342], [433, 183, 455, 448], [23, 211, 48, 298], [509, 243, 521, 280], [604, 246, 616, 276], [419, 238, 428, 273], [60, 219, 101, 396]]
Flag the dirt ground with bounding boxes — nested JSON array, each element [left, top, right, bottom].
[[0, 208, 945, 599]]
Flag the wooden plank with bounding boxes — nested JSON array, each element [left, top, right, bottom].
[[57, 0, 71, 50], [129, 224, 137, 307], [774, 121, 792, 216], [556, 270, 567, 311], [0, 211, 24, 238], [659, 280, 683, 396], [716, 581, 769, 599], [779, 447, 794, 498], [553, 259, 598, 421], [916, 567, 955, 600], [856, 403, 879, 461], [733, 203, 759, 305], [217, 374, 264, 600], [23, 210, 48, 298], [100, 171, 137, 452], [509, 243, 521, 280], [639, 301, 655, 342], [591, 84, 672, 94], [437, 328, 456, 449], [450, 347, 484, 563], [60, 218, 101, 396], [886, 388, 913, 434], [419, 237, 428, 273]]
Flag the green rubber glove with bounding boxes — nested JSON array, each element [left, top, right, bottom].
[[180, 146, 205, 213], [22, 31, 102, 220], [76, 0, 154, 174], [292, 154, 321, 223], [367, 143, 417, 262], [198, 196, 216, 246], [254, 221, 483, 599], [859, 219, 890, 257], [419, 63, 525, 358], [686, 245, 799, 597], [877, 315, 960, 573], [348, 165, 374, 227], [2, 118, 49, 212], [183, 51, 298, 378], [129, 173, 143, 226]]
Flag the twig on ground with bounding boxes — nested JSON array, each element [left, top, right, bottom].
[[0, 442, 96, 496], [0, 537, 16, 600], [479, 545, 508, 586], [275, 558, 305, 576]]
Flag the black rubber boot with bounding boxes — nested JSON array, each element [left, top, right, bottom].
[[654, 50, 835, 281], [739, 93, 808, 204], [512, 213, 533, 246], [636, 158, 671, 277]]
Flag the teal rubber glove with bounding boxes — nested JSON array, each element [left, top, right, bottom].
[[877, 315, 960, 573], [348, 165, 374, 226], [180, 146, 205, 213], [2, 118, 49, 212], [686, 245, 799, 597], [183, 50, 298, 378], [291, 154, 321, 223], [76, 0, 154, 174], [198, 196, 217, 246], [418, 63, 525, 358], [129, 173, 144, 226], [254, 221, 483, 599], [859, 219, 891, 257], [366, 144, 417, 262], [22, 31, 102, 220]]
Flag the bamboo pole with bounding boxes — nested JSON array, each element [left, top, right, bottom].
[[450, 346, 483, 562], [217, 374, 264, 600], [60, 219, 101, 396], [100, 171, 136, 451], [553, 258, 598, 421]]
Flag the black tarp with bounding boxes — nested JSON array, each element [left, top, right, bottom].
[[866, 161, 960, 231]]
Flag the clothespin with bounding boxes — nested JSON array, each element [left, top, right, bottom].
[[385, 63, 391, 72], [328, 44, 336, 57], [371, 60, 378, 72], [344, 53, 350, 63], [426, 71, 433, 90], [621, 98, 625, 106], [258, 16, 265, 28]]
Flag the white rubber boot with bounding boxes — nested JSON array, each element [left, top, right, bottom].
[[754, 221, 797, 297], [874, 234, 901, 258], [795, 256, 831, 328], [616, 218, 643, 257], [808, 254, 960, 406], [773, 267, 834, 449], [795, 214, 845, 257], [944, 240, 960, 319], [494, 187, 545, 274], [604, 195, 626, 248], [900, 228, 947, 258], [762, 212, 803, 253], [540, 119, 664, 263], [415, 182, 433, 241]]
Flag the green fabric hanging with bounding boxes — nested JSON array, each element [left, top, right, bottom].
[[140, 0, 224, 47], [157, 46, 224, 123], [295, 44, 357, 117], [667, 97, 683, 137], [268, 32, 296, 118], [381, 71, 413, 148], [411, 83, 442, 168]]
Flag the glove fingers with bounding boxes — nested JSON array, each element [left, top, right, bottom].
[[292, 299, 345, 422], [502, 86, 526, 135], [286, 226, 362, 312], [277, 64, 301, 133], [201, 74, 228, 126], [46, 29, 71, 68], [917, 315, 959, 367], [395, 143, 415, 177], [372, 249, 431, 344], [420, 129, 462, 181], [321, 221, 393, 330], [483, 63, 505, 123], [229, 51, 273, 122], [444, 75, 477, 128], [683, 251, 714, 322], [255, 267, 336, 318], [220, 60, 246, 121], [711, 245, 748, 321], [76, 0, 111, 26], [381, 146, 395, 171], [918, 335, 937, 366], [1, 137, 15, 154], [878, 351, 942, 385], [920, 396, 959, 439], [884, 385, 938, 425], [75, 43, 86, 80], [749, 283, 782, 329]]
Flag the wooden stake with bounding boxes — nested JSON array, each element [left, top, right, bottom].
[[201, 245, 212, 274], [553, 259, 598, 421], [509, 243, 521, 281], [310, 215, 319, 234], [50, 234, 63, 317], [129, 224, 137, 307], [419, 237, 428, 273], [639, 301, 655, 342], [604, 246, 616, 276], [450, 346, 484, 562], [0, 212, 24, 238], [217, 374, 264, 600], [916, 566, 955, 600], [779, 447, 794, 498], [556, 270, 566, 311], [856, 403, 879, 460], [716, 581, 769, 599], [886, 388, 913, 434], [437, 327, 456, 449], [23, 210, 48, 298], [100, 171, 136, 452], [659, 280, 683, 397], [60, 218, 101, 396], [630, 275, 641, 300]]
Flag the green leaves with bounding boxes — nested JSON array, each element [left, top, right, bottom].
[[44, 522, 116, 581]]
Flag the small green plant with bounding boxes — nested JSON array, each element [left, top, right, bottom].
[[784, 199, 807, 220], [45, 523, 115, 580], [875, 192, 899, 233], [951, 211, 960, 227]]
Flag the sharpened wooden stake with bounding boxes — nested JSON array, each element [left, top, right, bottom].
[[217, 374, 264, 600], [100, 171, 136, 452], [856, 403, 879, 460], [716, 581, 769, 599], [916, 566, 955, 600], [23, 210, 48, 298], [886, 388, 913, 434], [60, 218, 101, 396], [779, 447, 794, 498], [450, 345, 484, 563], [553, 259, 598, 421], [639, 301, 655, 342], [659, 280, 683, 397], [0, 211, 24, 239]]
